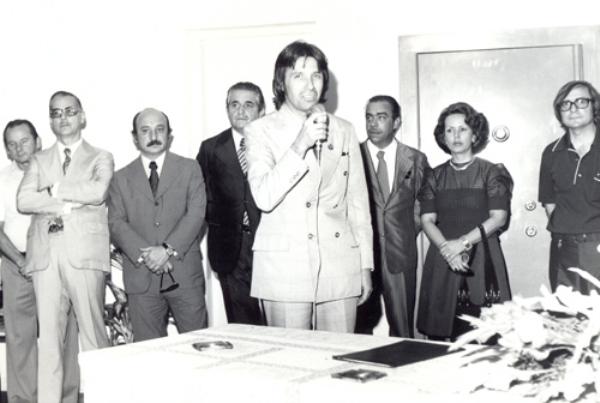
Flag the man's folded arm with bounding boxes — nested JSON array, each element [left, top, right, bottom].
[[56, 151, 114, 206], [17, 156, 67, 215]]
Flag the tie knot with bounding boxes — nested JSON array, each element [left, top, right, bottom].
[[377, 150, 385, 160], [240, 138, 246, 149], [64, 148, 71, 157], [149, 161, 158, 171]]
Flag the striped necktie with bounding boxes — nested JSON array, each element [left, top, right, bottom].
[[237, 138, 248, 175], [237, 138, 250, 226], [63, 148, 71, 174]]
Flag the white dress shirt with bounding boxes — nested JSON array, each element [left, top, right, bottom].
[[141, 152, 166, 178], [57, 138, 83, 166], [367, 138, 398, 191], [232, 128, 244, 153], [0, 162, 30, 252]]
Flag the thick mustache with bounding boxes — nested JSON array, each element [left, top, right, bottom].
[[146, 140, 163, 147]]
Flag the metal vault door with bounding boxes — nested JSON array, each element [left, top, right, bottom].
[[399, 26, 600, 298]]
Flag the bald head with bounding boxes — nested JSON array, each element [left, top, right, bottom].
[[131, 108, 173, 159]]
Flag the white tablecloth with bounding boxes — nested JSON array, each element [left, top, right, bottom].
[[80, 324, 530, 403]]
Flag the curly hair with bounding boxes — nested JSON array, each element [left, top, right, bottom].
[[553, 80, 600, 131], [272, 41, 329, 110], [433, 102, 489, 155]]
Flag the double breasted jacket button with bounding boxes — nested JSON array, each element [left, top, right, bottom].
[[308, 233, 314, 240], [334, 232, 340, 238], [306, 202, 311, 208]]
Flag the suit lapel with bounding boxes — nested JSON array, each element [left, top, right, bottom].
[[217, 130, 245, 179], [47, 144, 63, 182], [360, 142, 386, 208], [65, 140, 92, 180], [316, 118, 341, 188], [155, 152, 178, 199], [129, 157, 155, 202], [390, 144, 414, 196]]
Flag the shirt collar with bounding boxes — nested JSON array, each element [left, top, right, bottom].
[[367, 138, 398, 159], [231, 128, 244, 150], [57, 138, 83, 156], [141, 152, 166, 177], [551, 127, 600, 152]]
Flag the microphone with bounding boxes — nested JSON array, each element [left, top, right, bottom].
[[307, 104, 329, 162]]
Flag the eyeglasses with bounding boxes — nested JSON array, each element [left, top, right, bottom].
[[159, 271, 179, 293], [50, 108, 80, 119], [559, 97, 592, 112]]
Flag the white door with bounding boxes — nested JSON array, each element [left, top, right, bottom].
[[399, 26, 600, 298]]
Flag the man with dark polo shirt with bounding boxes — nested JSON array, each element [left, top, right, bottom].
[[539, 80, 600, 293]]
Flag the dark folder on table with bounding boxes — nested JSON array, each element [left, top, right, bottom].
[[332, 340, 456, 368]]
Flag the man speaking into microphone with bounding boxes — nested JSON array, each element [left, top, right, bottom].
[[245, 40, 373, 332]]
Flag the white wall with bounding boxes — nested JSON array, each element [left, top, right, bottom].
[[1, 0, 599, 167]]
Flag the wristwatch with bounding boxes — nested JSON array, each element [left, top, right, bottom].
[[162, 243, 178, 258], [460, 236, 473, 251]]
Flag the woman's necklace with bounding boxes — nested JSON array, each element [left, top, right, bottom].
[[449, 158, 475, 171]]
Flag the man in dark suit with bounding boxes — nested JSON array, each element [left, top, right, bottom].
[[197, 82, 265, 325], [355, 95, 431, 338], [108, 108, 208, 341]]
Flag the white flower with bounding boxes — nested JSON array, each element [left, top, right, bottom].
[[514, 312, 547, 348]]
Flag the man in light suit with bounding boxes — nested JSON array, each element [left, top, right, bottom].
[[108, 108, 207, 341], [18, 91, 113, 403], [197, 82, 265, 325], [245, 41, 373, 332], [356, 95, 430, 338]]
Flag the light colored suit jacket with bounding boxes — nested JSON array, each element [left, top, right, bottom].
[[245, 104, 373, 303], [17, 140, 114, 275], [107, 152, 206, 295]]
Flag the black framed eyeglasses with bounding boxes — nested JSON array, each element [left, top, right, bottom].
[[159, 271, 179, 293], [559, 97, 592, 112], [50, 108, 80, 119]]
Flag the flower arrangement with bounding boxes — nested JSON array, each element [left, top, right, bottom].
[[104, 246, 134, 345], [450, 268, 600, 402]]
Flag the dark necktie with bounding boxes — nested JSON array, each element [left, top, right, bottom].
[[63, 148, 71, 174], [376, 151, 390, 200], [237, 138, 250, 226], [149, 161, 159, 197]]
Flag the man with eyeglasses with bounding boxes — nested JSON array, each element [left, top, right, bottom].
[[197, 82, 266, 325], [539, 80, 600, 294], [108, 108, 208, 341], [17, 91, 113, 403]]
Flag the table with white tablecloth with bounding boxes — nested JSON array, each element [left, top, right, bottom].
[[79, 324, 530, 403]]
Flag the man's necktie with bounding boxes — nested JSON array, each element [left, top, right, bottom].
[[376, 151, 390, 200], [63, 148, 71, 174], [237, 138, 248, 175], [237, 138, 250, 226], [149, 161, 159, 197]]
